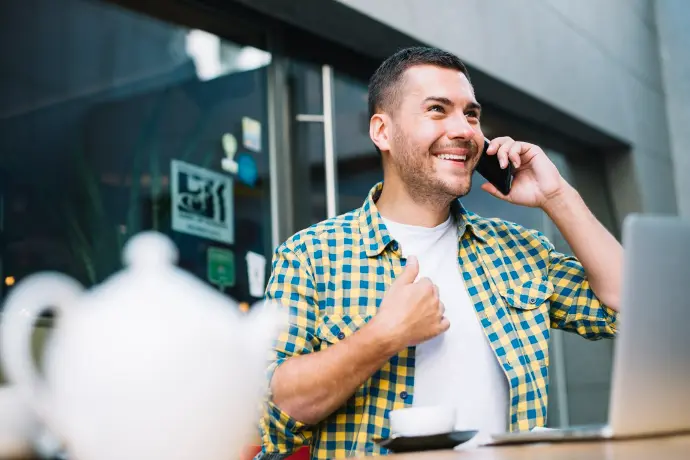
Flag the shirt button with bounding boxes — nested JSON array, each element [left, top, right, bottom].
[[529, 298, 537, 304], [337, 332, 345, 340], [400, 391, 408, 400]]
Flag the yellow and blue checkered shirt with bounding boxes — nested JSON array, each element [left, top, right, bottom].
[[259, 182, 618, 459]]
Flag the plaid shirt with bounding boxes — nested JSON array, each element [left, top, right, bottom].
[[258, 182, 618, 459]]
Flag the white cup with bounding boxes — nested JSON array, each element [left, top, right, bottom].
[[389, 406, 456, 437]]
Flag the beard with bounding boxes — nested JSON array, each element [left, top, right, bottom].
[[391, 128, 476, 208]]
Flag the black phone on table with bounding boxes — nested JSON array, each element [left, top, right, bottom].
[[475, 138, 513, 196]]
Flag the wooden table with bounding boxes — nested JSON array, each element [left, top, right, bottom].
[[379, 434, 690, 460]]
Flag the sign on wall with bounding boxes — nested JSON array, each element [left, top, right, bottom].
[[171, 160, 234, 245], [207, 247, 236, 289]]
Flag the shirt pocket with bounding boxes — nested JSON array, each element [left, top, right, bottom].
[[500, 276, 554, 365], [315, 313, 372, 348], [500, 275, 554, 310]]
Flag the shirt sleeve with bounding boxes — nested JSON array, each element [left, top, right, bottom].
[[258, 242, 319, 458], [540, 234, 619, 339]]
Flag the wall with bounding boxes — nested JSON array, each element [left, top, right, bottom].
[[335, 0, 680, 224], [655, 0, 690, 218]]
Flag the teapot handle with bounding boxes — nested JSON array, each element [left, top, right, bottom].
[[0, 272, 83, 420]]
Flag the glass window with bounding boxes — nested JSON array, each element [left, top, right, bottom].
[[333, 71, 382, 213], [288, 61, 328, 230], [0, 0, 273, 307]]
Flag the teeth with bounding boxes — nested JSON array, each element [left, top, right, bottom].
[[438, 154, 466, 161]]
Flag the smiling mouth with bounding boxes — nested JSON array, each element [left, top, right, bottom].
[[436, 153, 467, 162]]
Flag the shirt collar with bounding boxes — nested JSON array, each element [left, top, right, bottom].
[[357, 182, 489, 257]]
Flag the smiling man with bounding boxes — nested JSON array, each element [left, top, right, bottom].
[[257, 46, 623, 459]]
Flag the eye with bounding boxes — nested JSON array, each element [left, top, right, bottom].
[[428, 104, 446, 113], [465, 110, 480, 120]]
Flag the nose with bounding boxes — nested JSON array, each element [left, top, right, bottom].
[[446, 113, 474, 140]]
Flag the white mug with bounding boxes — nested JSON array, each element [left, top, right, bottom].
[[389, 406, 456, 437]]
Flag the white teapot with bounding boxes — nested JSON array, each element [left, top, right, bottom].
[[0, 232, 284, 460]]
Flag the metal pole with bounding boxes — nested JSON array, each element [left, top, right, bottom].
[[321, 64, 338, 218], [266, 59, 282, 250], [295, 114, 324, 123], [266, 44, 295, 249]]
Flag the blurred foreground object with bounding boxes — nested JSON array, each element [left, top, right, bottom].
[[0, 231, 285, 460], [0, 386, 40, 458]]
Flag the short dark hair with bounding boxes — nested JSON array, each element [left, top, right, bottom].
[[368, 46, 471, 120]]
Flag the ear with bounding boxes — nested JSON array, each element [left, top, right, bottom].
[[369, 113, 391, 153]]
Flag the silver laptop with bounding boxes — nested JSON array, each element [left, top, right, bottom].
[[490, 214, 690, 445]]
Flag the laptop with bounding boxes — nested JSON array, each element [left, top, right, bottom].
[[489, 214, 690, 445]]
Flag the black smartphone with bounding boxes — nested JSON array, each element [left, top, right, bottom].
[[475, 138, 513, 195]]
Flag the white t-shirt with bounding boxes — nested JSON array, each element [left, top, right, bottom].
[[382, 215, 509, 435]]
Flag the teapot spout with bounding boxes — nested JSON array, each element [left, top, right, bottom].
[[236, 299, 288, 411], [245, 299, 288, 355]]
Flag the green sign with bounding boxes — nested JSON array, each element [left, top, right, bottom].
[[207, 247, 236, 288]]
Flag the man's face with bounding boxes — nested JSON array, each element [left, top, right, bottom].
[[382, 65, 485, 203]]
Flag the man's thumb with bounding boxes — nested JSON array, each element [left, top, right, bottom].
[[396, 255, 419, 284]]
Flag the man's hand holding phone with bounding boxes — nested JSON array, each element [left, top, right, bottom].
[[478, 137, 567, 209], [475, 138, 514, 196]]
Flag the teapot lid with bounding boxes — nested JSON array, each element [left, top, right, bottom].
[[89, 231, 241, 320], [122, 231, 178, 269]]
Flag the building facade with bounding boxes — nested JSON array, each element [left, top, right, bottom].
[[1, 0, 687, 431]]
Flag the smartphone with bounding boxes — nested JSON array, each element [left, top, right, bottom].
[[475, 138, 513, 196]]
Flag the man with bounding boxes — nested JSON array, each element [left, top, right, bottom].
[[257, 46, 622, 459]]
